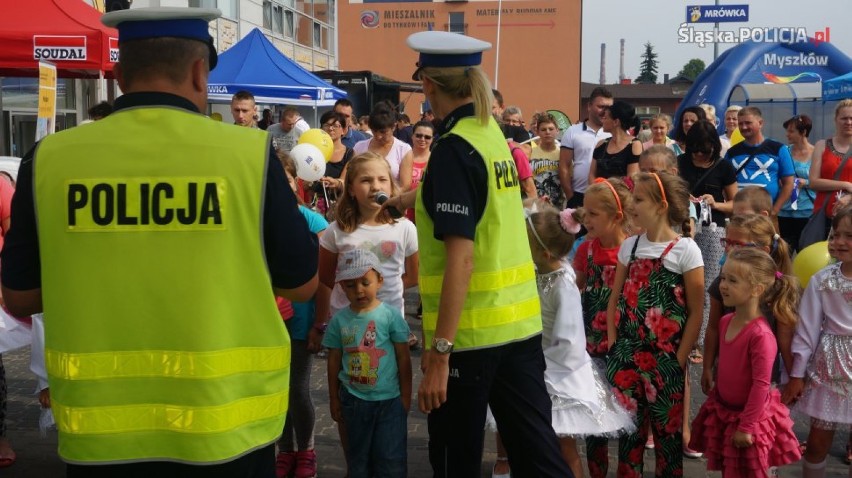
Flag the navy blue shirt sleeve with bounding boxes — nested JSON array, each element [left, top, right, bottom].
[[421, 134, 487, 241], [263, 148, 318, 289], [0, 148, 40, 290]]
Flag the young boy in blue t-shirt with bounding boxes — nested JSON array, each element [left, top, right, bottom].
[[323, 249, 412, 478]]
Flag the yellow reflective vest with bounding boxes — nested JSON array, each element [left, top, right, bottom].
[[416, 115, 541, 352], [34, 104, 290, 464]]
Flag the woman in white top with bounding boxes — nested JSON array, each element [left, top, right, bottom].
[[352, 102, 413, 183]]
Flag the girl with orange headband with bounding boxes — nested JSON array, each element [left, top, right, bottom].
[[605, 171, 705, 476], [572, 176, 633, 478]]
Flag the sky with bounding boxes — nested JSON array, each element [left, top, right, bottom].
[[581, 0, 852, 83]]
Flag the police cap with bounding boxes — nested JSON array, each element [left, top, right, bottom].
[[102, 7, 221, 69], [407, 31, 491, 81]]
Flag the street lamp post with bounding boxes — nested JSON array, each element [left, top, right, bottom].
[[494, 0, 502, 88]]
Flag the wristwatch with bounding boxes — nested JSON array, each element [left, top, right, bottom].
[[432, 337, 454, 354]]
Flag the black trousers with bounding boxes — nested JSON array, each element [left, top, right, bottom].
[[427, 335, 573, 478], [565, 191, 585, 209], [778, 215, 810, 252], [67, 444, 275, 478]]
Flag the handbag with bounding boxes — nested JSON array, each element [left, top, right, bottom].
[[799, 147, 852, 249]]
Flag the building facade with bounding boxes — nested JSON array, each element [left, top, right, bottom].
[[337, 0, 581, 123], [134, 0, 338, 71]]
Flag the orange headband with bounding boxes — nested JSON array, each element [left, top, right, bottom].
[[594, 177, 622, 214], [650, 172, 668, 205]]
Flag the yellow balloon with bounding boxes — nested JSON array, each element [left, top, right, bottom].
[[792, 241, 831, 287], [298, 129, 333, 162], [730, 128, 744, 146]]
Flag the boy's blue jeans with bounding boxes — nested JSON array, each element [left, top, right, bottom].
[[340, 387, 407, 478]]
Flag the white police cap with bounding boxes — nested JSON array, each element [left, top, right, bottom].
[[407, 31, 492, 80], [102, 7, 221, 68]]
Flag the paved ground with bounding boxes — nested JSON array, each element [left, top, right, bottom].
[[1, 290, 850, 476]]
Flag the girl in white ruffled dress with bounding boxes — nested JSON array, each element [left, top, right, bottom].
[[783, 204, 852, 478], [491, 200, 634, 477]]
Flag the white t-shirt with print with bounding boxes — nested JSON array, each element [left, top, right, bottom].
[[320, 219, 418, 315], [616, 234, 704, 275]]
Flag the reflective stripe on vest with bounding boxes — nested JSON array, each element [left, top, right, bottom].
[[416, 115, 541, 351], [34, 106, 290, 464]]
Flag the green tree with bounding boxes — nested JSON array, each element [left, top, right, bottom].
[[636, 42, 658, 84], [678, 58, 706, 81]]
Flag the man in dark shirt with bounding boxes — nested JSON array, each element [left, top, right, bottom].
[[1, 7, 318, 477], [333, 99, 367, 149], [394, 113, 414, 146]]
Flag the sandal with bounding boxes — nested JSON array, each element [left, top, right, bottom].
[[0, 438, 15, 468], [492, 457, 511, 478], [689, 349, 704, 364]]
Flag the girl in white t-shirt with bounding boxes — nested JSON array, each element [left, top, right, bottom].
[[316, 152, 419, 329], [605, 172, 705, 476]]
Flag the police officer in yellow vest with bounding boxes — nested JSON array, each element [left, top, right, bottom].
[[384, 31, 574, 477], [0, 7, 319, 478]]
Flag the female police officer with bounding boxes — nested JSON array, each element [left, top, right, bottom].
[[387, 31, 573, 477]]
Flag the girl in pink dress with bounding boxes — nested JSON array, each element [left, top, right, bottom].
[[783, 204, 852, 478], [690, 248, 801, 477]]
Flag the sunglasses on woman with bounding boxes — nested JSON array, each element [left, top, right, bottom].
[[414, 133, 432, 140]]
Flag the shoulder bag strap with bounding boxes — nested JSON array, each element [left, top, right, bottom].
[[734, 152, 757, 177], [815, 145, 852, 214], [689, 158, 724, 196]]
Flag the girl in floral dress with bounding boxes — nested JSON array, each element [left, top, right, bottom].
[[606, 172, 705, 477], [573, 177, 633, 478]]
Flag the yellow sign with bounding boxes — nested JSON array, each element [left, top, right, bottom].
[[36, 62, 57, 141]]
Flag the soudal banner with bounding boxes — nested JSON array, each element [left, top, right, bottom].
[[33, 35, 87, 61], [109, 37, 119, 63]]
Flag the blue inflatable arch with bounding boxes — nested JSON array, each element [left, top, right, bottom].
[[674, 39, 852, 133]]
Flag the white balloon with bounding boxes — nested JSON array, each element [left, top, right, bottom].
[[291, 143, 326, 182]]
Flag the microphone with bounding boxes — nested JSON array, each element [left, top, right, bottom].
[[375, 191, 403, 219]]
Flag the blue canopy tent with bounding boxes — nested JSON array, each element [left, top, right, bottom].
[[207, 28, 346, 109], [823, 72, 852, 101]]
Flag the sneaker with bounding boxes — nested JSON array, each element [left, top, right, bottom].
[[294, 449, 317, 478], [683, 446, 703, 459], [276, 451, 296, 478]]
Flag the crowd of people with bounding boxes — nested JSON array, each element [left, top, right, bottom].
[[230, 64, 852, 478], [0, 7, 850, 478]]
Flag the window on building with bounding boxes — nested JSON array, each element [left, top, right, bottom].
[[313, 0, 328, 24], [284, 9, 295, 38], [448, 12, 465, 34], [263, 0, 272, 30], [218, 0, 237, 19], [272, 4, 283, 34], [313, 23, 329, 51], [635, 106, 661, 116], [296, 13, 312, 47], [297, 0, 313, 17], [189, 0, 235, 19], [313, 23, 322, 50]]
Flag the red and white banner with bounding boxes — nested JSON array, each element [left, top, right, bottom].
[[33, 35, 87, 61]]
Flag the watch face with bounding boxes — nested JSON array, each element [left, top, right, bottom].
[[434, 338, 452, 353]]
